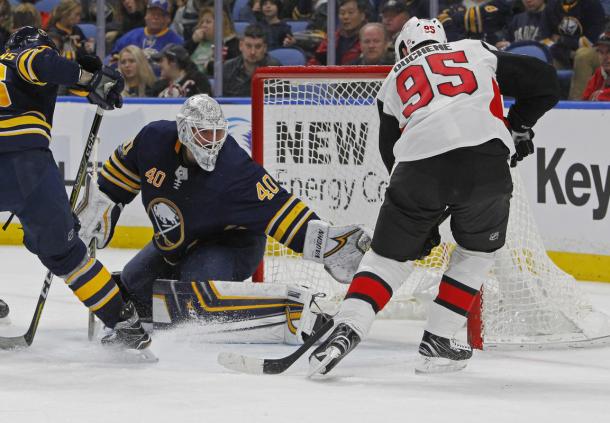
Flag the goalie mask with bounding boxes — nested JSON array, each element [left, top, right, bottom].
[[176, 94, 228, 171], [394, 17, 447, 61]]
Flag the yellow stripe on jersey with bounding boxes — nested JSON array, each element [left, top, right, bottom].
[[74, 266, 112, 301], [104, 160, 141, 190], [475, 6, 482, 34], [0, 128, 50, 140], [270, 201, 307, 243], [100, 168, 140, 194], [284, 209, 314, 249], [16, 48, 47, 86], [26, 47, 48, 84], [0, 115, 51, 130], [25, 110, 46, 121], [265, 196, 297, 235], [110, 151, 140, 182]]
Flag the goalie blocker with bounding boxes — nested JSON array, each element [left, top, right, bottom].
[[151, 279, 329, 345]]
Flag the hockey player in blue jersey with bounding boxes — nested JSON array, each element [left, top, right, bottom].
[[76, 94, 371, 330], [0, 27, 153, 352]]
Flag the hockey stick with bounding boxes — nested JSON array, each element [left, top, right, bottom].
[[218, 317, 335, 375], [0, 107, 105, 349], [217, 209, 452, 374]]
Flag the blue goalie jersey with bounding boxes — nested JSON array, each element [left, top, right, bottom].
[[98, 120, 319, 261], [0, 46, 80, 153]]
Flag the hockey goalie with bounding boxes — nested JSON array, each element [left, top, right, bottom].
[[76, 94, 371, 344]]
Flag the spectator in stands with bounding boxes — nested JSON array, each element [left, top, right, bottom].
[[11, 3, 42, 30], [289, 0, 328, 31], [172, 0, 206, 40], [238, 0, 262, 23], [184, 6, 239, 75], [118, 45, 157, 97], [541, 0, 605, 99], [112, 0, 184, 62], [47, 0, 94, 61], [582, 30, 610, 100], [259, 0, 295, 49], [497, 0, 546, 49], [222, 24, 280, 97], [349, 23, 393, 65], [107, 0, 148, 47], [310, 0, 367, 65], [403, 0, 431, 19], [0, 0, 11, 51], [381, 1, 411, 46], [149, 43, 212, 97], [438, 0, 512, 46]]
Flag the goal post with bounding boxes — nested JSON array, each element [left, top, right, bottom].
[[250, 65, 610, 350]]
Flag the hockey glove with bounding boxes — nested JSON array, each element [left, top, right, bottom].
[[74, 174, 123, 249], [303, 220, 372, 284], [507, 109, 535, 168], [77, 54, 102, 74], [86, 66, 125, 110]]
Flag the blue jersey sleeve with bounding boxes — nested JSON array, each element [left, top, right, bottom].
[[224, 158, 319, 253], [16, 46, 80, 86], [98, 132, 142, 205]]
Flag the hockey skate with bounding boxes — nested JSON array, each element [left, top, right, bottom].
[[101, 302, 157, 362], [415, 330, 472, 374], [308, 323, 361, 377], [0, 299, 10, 325]]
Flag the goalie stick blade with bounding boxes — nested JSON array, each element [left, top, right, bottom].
[[217, 318, 335, 375], [218, 352, 265, 374]]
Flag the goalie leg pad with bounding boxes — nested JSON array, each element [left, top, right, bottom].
[[426, 246, 494, 339], [152, 279, 325, 344], [303, 220, 372, 284]]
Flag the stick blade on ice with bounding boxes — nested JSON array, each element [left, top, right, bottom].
[[218, 351, 264, 374]]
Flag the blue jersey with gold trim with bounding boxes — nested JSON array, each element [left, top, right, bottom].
[[0, 46, 80, 153], [98, 120, 319, 261]]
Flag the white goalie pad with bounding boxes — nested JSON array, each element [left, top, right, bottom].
[[152, 280, 326, 345], [303, 220, 372, 284]]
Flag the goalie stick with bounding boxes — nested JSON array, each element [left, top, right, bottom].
[[0, 107, 105, 349]]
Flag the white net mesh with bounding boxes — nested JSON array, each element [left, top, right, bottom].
[[256, 70, 610, 348]]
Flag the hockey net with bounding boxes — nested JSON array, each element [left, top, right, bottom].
[[251, 66, 610, 349]]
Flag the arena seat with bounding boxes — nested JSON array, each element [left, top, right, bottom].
[[505, 41, 552, 63], [268, 48, 307, 66]]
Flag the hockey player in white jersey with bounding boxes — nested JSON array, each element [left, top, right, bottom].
[[308, 17, 560, 375]]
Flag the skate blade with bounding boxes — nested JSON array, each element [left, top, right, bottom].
[[415, 356, 468, 374], [307, 348, 340, 378], [218, 352, 264, 374]]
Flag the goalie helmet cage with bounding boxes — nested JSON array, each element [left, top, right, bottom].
[[250, 65, 610, 350]]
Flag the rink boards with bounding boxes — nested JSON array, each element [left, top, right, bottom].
[[0, 98, 608, 281]]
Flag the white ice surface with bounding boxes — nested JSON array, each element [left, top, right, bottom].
[[1, 245, 610, 423]]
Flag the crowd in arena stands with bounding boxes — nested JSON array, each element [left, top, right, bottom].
[[0, 0, 608, 100]]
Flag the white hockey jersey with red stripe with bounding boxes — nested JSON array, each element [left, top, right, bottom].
[[376, 39, 515, 162]]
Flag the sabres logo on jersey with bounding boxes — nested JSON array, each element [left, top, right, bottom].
[[147, 198, 185, 250]]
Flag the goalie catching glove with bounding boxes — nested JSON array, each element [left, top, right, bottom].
[[75, 174, 122, 249], [303, 220, 372, 284]]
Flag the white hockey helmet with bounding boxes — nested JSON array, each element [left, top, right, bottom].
[[394, 16, 447, 61], [176, 94, 229, 171]]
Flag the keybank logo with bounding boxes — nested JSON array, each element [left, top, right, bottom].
[[537, 148, 610, 221]]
